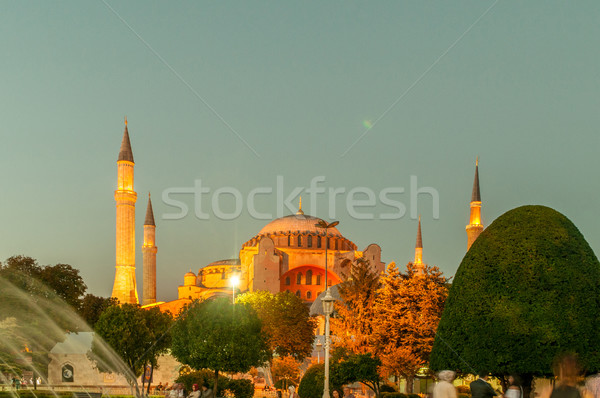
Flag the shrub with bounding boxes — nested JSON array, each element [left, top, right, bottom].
[[298, 364, 324, 398], [431, 205, 600, 377], [225, 379, 255, 398], [380, 385, 397, 393], [176, 370, 229, 396]]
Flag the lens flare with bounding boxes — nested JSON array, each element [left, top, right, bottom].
[[363, 120, 373, 129]]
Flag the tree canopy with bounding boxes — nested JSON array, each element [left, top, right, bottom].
[[332, 257, 380, 354], [430, 205, 600, 378], [236, 290, 316, 361], [171, 298, 271, 394], [373, 262, 448, 392], [91, 303, 173, 394]]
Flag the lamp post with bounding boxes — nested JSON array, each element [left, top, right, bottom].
[[321, 289, 335, 398], [316, 340, 323, 364], [314, 219, 339, 398], [315, 220, 339, 289], [230, 274, 240, 303]]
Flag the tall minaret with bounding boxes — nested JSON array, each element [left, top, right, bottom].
[[414, 215, 424, 274], [466, 158, 483, 250], [142, 194, 157, 306], [112, 118, 139, 304]]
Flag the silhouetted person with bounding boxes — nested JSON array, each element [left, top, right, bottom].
[[471, 372, 498, 398]]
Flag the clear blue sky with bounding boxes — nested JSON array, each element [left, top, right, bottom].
[[1, 1, 599, 301]]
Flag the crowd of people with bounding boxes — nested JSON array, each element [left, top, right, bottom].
[[433, 354, 598, 398]]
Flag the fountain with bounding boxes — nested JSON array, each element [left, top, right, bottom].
[[0, 272, 144, 398]]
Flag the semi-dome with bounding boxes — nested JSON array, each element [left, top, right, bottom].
[[258, 214, 344, 237]]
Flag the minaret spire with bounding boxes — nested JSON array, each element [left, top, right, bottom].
[[118, 119, 134, 163], [414, 216, 424, 275], [142, 193, 157, 306], [144, 193, 156, 226], [466, 157, 484, 250], [112, 119, 139, 304]]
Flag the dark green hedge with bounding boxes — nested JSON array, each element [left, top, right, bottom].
[[430, 205, 600, 375]]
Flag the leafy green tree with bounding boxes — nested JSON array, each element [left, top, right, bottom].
[[171, 298, 270, 395], [430, 205, 600, 398], [237, 290, 316, 361], [330, 348, 382, 398], [91, 304, 172, 396], [79, 294, 118, 328], [39, 263, 87, 310]]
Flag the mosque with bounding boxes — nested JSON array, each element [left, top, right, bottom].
[[110, 120, 484, 313]]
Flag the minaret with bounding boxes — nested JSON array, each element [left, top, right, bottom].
[[466, 158, 483, 250], [142, 194, 157, 306], [111, 118, 139, 304], [414, 215, 424, 275]]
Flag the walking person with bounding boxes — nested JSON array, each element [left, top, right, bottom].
[[201, 383, 215, 398], [504, 375, 522, 398], [434, 370, 458, 398], [471, 372, 499, 398]]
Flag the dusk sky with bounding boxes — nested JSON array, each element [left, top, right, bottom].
[[2, 1, 599, 301]]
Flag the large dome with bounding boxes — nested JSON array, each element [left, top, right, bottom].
[[258, 213, 344, 237]]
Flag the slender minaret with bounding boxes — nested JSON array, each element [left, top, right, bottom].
[[142, 193, 157, 306], [414, 215, 424, 274], [111, 118, 139, 304], [466, 158, 483, 250]]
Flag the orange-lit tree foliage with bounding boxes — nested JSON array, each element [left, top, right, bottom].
[[331, 257, 380, 355], [373, 262, 448, 393]]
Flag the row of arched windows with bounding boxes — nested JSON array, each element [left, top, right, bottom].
[[284, 271, 322, 286], [286, 289, 321, 300], [286, 235, 340, 249]]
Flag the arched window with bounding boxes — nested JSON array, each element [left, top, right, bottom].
[[287, 235, 291, 246], [297, 273, 302, 285], [316, 274, 322, 285], [285, 276, 291, 286], [306, 270, 313, 285], [317, 236, 322, 248], [307, 291, 312, 299], [327, 238, 331, 249], [296, 290, 301, 298], [335, 240, 338, 250], [298, 235, 302, 247], [308, 235, 312, 248]]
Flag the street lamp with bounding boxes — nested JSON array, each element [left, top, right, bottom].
[[321, 289, 335, 398], [315, 220, 339, 289], [316, 340, 323, 364], [230, 274, 240, 303], [315, 219, 339, 398]]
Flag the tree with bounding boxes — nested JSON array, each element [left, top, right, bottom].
[[39, 263, 87, 310], [91, 304, 172, 396], [271, 355, 302, 390], [373, 262, 448, 393], [171, 298, 271, 395], [79, 294, 118, 328], [237, 290, 316, 361], [332, 351, 382, 398], [331, 257, 380, 354], [430, 205, 600, 398]]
